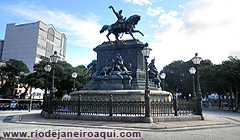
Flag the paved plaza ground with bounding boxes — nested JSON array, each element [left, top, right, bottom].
[[0, 109, 240, 139]]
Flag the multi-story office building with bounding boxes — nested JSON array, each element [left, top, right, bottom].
[[2, 21, 67, 73], [0, 40, 4, 59]]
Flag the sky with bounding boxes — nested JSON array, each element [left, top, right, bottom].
[[0, 0, 240, 71]]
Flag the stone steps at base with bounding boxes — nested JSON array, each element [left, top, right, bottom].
[[131, 79, 161, 90]]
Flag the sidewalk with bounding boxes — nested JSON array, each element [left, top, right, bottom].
[[10, 110, 232, 131]]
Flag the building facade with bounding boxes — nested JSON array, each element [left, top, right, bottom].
[[0, 40, 4, 60], [2, 21, 67, 72]]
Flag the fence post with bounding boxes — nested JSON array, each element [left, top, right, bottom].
[[109, 94, 113, 116], [78, 95, 81, 115], [46, 95, 48, 112], [42, 94, 46, 111], [48, 95, 53, 114], [174, 94, 178, 116]]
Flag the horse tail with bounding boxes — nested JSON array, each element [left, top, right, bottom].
[[100, 25, 109, 33]]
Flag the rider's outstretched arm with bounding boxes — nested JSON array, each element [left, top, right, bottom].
[[109, 5, 118, 17]]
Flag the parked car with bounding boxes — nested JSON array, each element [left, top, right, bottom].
[[202, 101, 210, 108]]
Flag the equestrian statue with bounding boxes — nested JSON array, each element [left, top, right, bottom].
[[100, 5, 144, 42]]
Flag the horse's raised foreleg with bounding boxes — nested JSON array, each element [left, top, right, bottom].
[[106, 32, 114, 46], [129, 30, 136, 40], [115, 33, 120, 42], [132, 30, 144, 36], [106, 32, 111, 42]]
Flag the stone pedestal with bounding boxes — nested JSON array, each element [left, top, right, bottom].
[[92, 75, 132, 90], [71, 90, 172, 102], [94, 39, 147, 81], [83, 39, 160, 90]]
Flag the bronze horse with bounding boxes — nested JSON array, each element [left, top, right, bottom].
[[100, 14, 144, 42]]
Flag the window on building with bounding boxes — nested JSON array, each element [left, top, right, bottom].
[[47, 28, 55, 42]]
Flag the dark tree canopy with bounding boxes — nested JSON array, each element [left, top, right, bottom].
[[0, 59, 30, 98], [161, 56, 240, 105], [26, 60, 91, 98], [161, 59, 213, 98]]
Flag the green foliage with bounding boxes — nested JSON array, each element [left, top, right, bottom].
[[3, 59, 30, 77], [199, 57, 240, 96], [26, 60, 90, 98], [162, 60, 193, 97], [162, 56, 240, 99], [162, 59, 213, 98], [26, 60, 50, 89], [1, 59, 30, 98]]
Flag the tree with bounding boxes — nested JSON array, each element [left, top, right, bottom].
[[217, 57, 240, 109], [161, 59, 213, 99], [26, 60, 50, 90], [1, 59, 30, 98], [161, 60, 192, 98], [161, 56, 240, 110], [26, 60, 90, 98]]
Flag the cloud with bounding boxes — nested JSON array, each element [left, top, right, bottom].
[[147, 7, 164, 17], [151, 0, 240, 70], [124, 0, 152, 6], [1, 1, 106, 48]]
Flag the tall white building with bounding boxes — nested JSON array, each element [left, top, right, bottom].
[[0, 40, 4, 59], [2, 21, 67, 72]]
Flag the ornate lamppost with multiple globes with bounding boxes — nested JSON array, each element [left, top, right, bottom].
[[44, 65, 52, 95], [191, 53, 203, 117], [72, 72, 77, 92], [50, 51, 59, 96], [160, 73, 166, 91], [48, 51, 59, 114], [43, 64, 51, 112], [189, 67, 196, 100], [142, 45, 152, 122]]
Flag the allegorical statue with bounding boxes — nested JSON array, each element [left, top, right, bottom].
[[100, 5, 144, 42], [114, 54, 131, 74], [98, 53, 132, 79], [84, 63, 97, 77], [100, 58, 114, 76], [148, 58, 160, 88]]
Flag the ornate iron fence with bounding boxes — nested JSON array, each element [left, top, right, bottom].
[[151, 99, 174, 116], [44, 94, 195, 117], [177, 99, 195, 115]]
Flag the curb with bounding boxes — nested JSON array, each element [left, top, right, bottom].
[[4, 112, 232, 131], [15, 119, 231, 131], [11, 115, 22, 122], [41, 111, 203, 123], [12, 114, 231, 131]]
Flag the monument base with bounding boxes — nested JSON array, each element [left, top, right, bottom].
[[84, 75, 132, 90], [70, 90, 172, 101], [87, 39, 161, 90]]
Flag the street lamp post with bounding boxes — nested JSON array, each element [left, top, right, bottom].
[[72, 72, 77, 92], [191, 53, 203, 117], [50, 51, 59, 97], [160, 73, 166, 91], [44, 65, 52, 95], [44, 65, 51, 112], [49, 51, 59, 114], [142, 45, 152, 122], [189, 67, 196, 100], [29, 93, 32, 112]]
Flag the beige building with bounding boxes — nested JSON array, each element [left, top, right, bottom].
[[2, 21, 67, 73], [0, 40, 4, 60]]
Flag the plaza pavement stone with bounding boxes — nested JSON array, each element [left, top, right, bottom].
[[9, 110, 231, 131]]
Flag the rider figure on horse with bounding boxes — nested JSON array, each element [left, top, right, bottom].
[[109, 5, 126, 29], [100, 6, 144, 42]]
